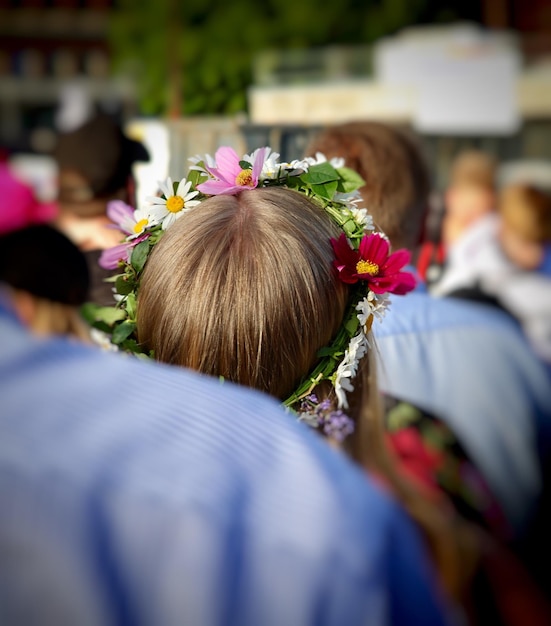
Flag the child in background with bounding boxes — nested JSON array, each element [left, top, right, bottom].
[[0, 162, 91, 340], [52, 112, 149, 306], [430, 150, 499, 299], [490, 183, 551, 365], [499, 184, 551, 276], [416, 150, 497, 289], [434, 174, 551, 366], [441, 149, 497, 248]]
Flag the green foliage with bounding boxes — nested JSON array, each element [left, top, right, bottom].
[[130, 240, 151, 273], [81, 303, 127, 326], [108, 0, 430, 116]]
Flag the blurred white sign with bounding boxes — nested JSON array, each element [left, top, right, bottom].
[[414, 51, 520, 135], [375, 24, 522, 135]]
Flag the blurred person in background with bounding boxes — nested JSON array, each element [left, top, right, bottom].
[[0, 160, 90, 342], [0, 224, 90, 341], [415, 149, 497, 291], [441, 150, 498, 250], [430, 149, 499, 302], [434, 179, 551, 368], [0, 278, 453, 626], [305, 122, 551, 590], [52, 112, 149, 306]]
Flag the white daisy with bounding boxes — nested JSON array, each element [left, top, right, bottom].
[[334, 367, 354, 409], [347, 332, 369, 364], [146, 177, 201, 230], [369, 291, 390, 321], [333, 331, 369, 408], [90, 328, 119, 352], [244, 147, 281, 181], [121, 206, 159, 239], [356, 297, 373, 329], [288, 152, 346, 174], [311, 152, 346, 168], [356, 292, 390, 328], [349, 207, 374, 231], [188, 153, 217, 175], [334, 190, 362, 206]]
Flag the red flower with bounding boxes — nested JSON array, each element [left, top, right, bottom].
[[387, 427, 443, 494], [330, 232, 416, 295]]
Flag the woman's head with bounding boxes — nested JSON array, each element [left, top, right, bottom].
[[100, 145, 415, 444], [137, 187, 349, 400]]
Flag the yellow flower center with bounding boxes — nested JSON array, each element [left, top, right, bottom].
[[166, 195, 185, 213], [235, 169, 254, 187], [356, 259, 379, 275], [133, 218, 148, 234]]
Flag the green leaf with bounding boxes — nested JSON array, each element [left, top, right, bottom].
[[301, 161, 338, 185], [148, 228, 164, 244], [317, 346, 340, 358], [112, 321, 137, 344], [104, 274, 122, 283], [283, 174, 302, 190], [344, 314, 360, 335], [187, 168, 207, 188], [336, 167, 365, 192], [119, 337, 147, 355], [81, 303, 127, 326], [321, 358, 339, 377], [343, 219, 362, 238], [131, 240, 151, 273], [115, 275, 135, 295], [310, 180, 338, 200], [125, 292, 137, 320]]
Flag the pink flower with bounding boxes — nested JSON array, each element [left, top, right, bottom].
[[331, 232, 416, 295], [196, 146, 266, 195], [106, 200, 135, 235], [98, 233, 148, 270]]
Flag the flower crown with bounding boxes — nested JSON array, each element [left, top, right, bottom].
[[85, 146, 415, 442]]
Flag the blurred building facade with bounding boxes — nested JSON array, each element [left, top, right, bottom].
[[0, 0, 137, 155]]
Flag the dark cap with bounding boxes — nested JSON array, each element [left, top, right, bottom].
[[0, 224, 90, 305], [53, 113, 150, 200]]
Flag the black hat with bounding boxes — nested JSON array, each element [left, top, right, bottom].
[[0, 225, 90, 305], [54, 113, 150, 199]]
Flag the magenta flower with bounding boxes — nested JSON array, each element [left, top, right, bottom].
[[196, 146, 266, 195], [331, 232, 416, 295], [98, 233, 148, 270]]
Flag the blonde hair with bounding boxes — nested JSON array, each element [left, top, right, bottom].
[[138, 188, 385, 459], [499, 184, 551, 243], [138, 187, 350, 400], [450, 150, 497, 191]]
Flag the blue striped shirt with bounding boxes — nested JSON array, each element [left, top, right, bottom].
[[0, 299, 450, 626]]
